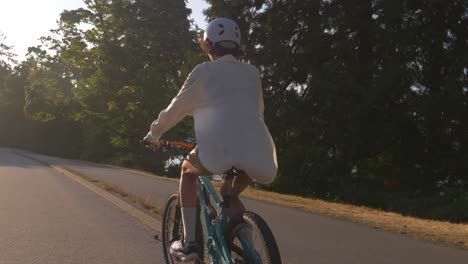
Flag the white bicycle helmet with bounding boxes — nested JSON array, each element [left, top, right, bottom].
[[203, 18, 241, 48]]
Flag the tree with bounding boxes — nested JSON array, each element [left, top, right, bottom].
[[204, 0, 468, 221], [20, 0, 201, 167]]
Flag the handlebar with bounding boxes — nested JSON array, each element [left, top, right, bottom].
[[140, 139, 195, 150], [161, 141, 196, 149]]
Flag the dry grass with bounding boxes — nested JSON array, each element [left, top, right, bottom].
[[61, 165, 468, 249], [100, 180, 163, 214], [137, 195, 154, 210], [102, 181, 128, 197], [135, 195, 162, 214], [60, 166, 163, 216], [240, 187, 468, 249]]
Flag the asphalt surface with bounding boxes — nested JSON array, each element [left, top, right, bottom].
[[0, 149, 163, 264], [3, 148, 468, 263]]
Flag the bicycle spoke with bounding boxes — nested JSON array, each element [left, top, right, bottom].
[[228, 212, 281, 264]]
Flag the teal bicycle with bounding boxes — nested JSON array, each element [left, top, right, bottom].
[[158, 141, 282, 264]]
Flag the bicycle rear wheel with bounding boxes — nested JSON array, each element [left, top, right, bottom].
[[226, 211, 282, 264], [161, 193, 204, 264]]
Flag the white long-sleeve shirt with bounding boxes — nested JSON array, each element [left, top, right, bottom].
[[149, 55, 277, 184]]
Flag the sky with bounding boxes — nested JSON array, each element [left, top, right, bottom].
[[0, 0, 209, 62]]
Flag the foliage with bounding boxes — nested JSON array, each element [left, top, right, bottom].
[[204, 0, 468, 220], [3, 0, 200, 163], [0, 0, 467, 221]]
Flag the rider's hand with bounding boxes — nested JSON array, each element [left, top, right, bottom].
[[150, 140, 161, 150], [143, 132, 161, 150]]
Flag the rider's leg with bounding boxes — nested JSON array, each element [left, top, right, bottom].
[[179, 160, 200, 243], [220, 170, 253, 219], [169, 159, 200, 261], [180, 160, 199, 207]]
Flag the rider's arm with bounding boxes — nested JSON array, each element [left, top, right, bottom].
[[148, 64, 205, 142]]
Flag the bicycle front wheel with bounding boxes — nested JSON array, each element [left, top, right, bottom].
[[226, 211, 282, 264], [161, 193, 204, 264]]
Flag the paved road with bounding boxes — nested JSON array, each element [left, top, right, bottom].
[[0, 149, 163, 264], [4, 149, 468, 263]]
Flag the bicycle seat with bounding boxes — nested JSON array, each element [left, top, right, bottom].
[[224, 167, 245, 178]]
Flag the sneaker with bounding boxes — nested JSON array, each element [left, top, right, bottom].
[[169, 240, 199, 261]]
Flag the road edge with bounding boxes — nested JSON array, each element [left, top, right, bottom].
[[13, 149, 468, 250], [14, 151, 162, 234]]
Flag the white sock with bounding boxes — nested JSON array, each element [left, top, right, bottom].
[[181, 207, 196, 244]]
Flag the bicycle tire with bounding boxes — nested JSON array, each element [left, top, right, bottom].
[[161, 193, 204, 264], [226, 211, 282, 264]]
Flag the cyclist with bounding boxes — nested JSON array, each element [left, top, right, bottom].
[[143, 18, 277, 261]]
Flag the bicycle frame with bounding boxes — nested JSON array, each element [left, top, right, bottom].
[[197, 175, 233, 264], [152, 141, 264, 263]]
